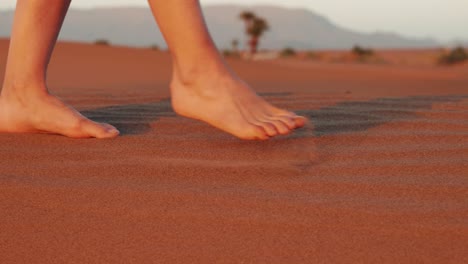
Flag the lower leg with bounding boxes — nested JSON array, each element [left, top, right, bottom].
[[0, 0, 118, 138], [147, 0, 305, 140]]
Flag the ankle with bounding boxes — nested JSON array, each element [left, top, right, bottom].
[[1, 81, 49, 102], [172, 59, 232, 86]]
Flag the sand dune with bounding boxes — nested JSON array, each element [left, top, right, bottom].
[[0, 40, 467, 263]]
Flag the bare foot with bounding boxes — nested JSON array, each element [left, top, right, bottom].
[[0, 89, 119, 139], [170, 73, 306, 140]]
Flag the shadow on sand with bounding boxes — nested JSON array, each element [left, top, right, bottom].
[[81, 99, 174, 135], [296, 94, 467, 137], [82, 94, 467, 137]]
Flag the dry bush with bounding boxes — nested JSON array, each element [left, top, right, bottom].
[[280, 47, 296, 57], [94, 39, 110, 46], [439, 46, 468, 65]]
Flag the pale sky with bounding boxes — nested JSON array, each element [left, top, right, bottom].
[[2, 0, 467, 42]]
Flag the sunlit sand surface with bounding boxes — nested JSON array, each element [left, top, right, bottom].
[[1, 40, 467, 263]]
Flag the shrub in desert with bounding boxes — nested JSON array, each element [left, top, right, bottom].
[[150, 44, 160, 51], [352, 45, 374, 57], [280, 47, 296, 57], [94, 39, 110, 46], [226, 39, 241, 58], [439, 46, 468, 65], [239, 11, 269, 54]]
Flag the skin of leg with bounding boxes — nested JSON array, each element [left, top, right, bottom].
[[0, 0, 119, 138], [147, 0, 306, 140]]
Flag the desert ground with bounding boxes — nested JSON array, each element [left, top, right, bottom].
[[0, 39, 467, 263]]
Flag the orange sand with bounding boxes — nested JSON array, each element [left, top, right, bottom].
[[0, 40, 467, 263]]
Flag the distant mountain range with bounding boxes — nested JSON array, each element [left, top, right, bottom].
[[0, 5, 451, 49]]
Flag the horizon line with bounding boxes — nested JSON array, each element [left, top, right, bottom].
[[0, 4, 466, 43]]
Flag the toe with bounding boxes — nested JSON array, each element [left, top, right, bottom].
[[259, 121, 279, 137], [101, 123, 120, 135], [241, 124, 269, 140], [240, 107, 277, 138], [267, 118, 291, 135], [270, 115, 295, 130], [292, 115, 307, 128], [273, 110, 307, 129], [266, 106, 306, 128], [82, 120, 119, 139]]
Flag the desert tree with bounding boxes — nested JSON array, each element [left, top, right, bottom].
[[240, 11, 255, 27], [239, 11, 269, 54]]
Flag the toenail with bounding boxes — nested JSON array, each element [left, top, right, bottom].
[[108, 128, 119, 134]]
